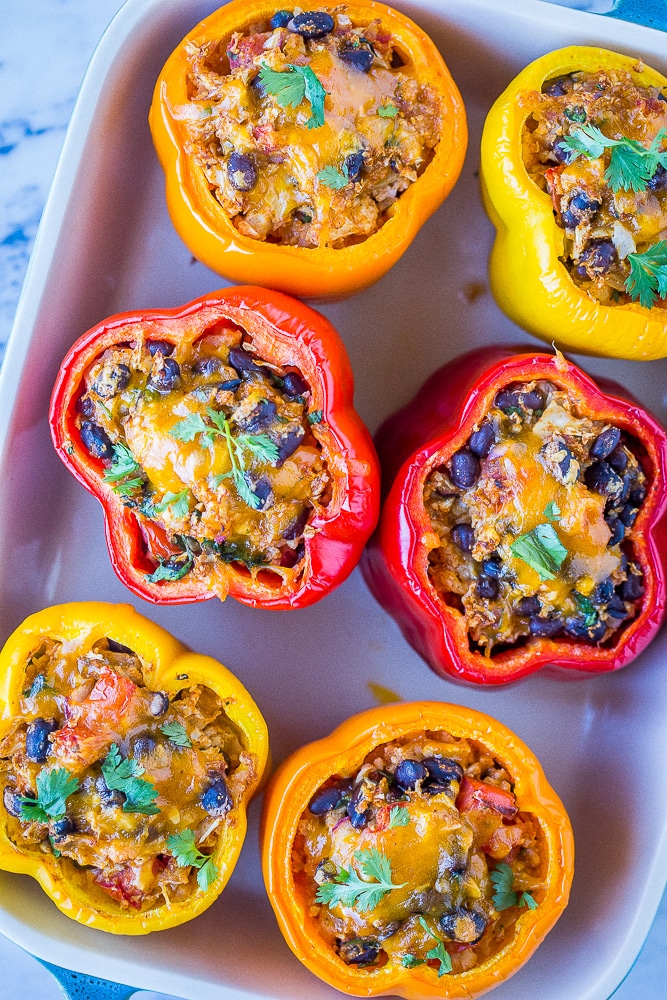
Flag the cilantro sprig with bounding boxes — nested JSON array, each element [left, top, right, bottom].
[[315, 847, 406, 912], [317, 164, 349, 189], [257, 63, 326, 128], [491, 862, 538, 912], [510, 523, 568, 581], [166, 829, 218, 891], [18, 767, 80, 824], [543, 501, 561, 521], [101, 744, 160, 815], [103, 442, 144, 495], [560, 123, 667, 192], [152, 489, 191, 519], [159, 721, 192, 748], [625, 240, 667, 309], [388, 805, 410, 828], [378, 102, 399, 118], [399, 920, 452, 977], [171, 407, 279, 510], [572, 590, 597, 626]]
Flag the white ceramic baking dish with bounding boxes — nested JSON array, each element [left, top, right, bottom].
[[1, 1, 667, 998]]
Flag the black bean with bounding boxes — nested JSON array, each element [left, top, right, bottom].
[[423, 757, 464, 784], [25, 718, 57, 763], [450, 523, 474, 552], [282, 371, 309, 398], [565, 617, 607, 642], [201, 776, 232, 817], [193, 357, 223, 378], [476, 576, 499, 599], [238, 399, 277, 434], [575, 239, 616, 278], [228, 347, 261, 374], [228, 151, 258, 192], [439, 907, 487, 944], [468, 422, 495, 458], [106, 638, 135, 655], [592, 577, 614, 605], [77, 395, 95, 417], [277, 427, 305, 464], [606, 593, 628, 620], [50, 816, 75, 839], [147, 340, 174, 357], [270, 9, 292, 29], [340, 47, 374, 72], [606, 516, 625, 546], [338, 939, 380, 966], [3, 786, 23, 818], [344, 149, 365, 183], [553, 140, 576, 165], [309, 780, 351, 815], [517, 595, 541, 616], [252, 477, 274, 509], [529, 616, 563, 638], [149, 691, 170, 717], [542, 74, 574, 96], [132, 736, 156, 758], [557, 443, 574, 478], [393, 759, 427, 790], [449, 449, 480, 489], [619, 504, 638, 527], [620, 574, 644, 602], [607, 445, 628, 473], [287, 11, 334, 38], [585, 461, 624, 498], [590, 426, 621, 461], [92, 364, 130, 399], [647, 164, 667, 192], [630, 485, 646, 507], [96, 776, 124, 807], [148, 357, 181, 393], [481, 554, 503, 578], [561, 191, 601, 228], [347, 787, 369, 829], [521, 389, 544, 410], [80, 421, 114, 460], [283, 507, 309, 541], [494, 388, 520, 411]]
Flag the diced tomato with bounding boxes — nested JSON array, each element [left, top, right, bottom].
[[544, 166, 564, 213], [52, 666, 138, 766], [227, 33, 268, 71], [483, 821, 524, 859], [93, 865, 143, 910], [140, 518, 180, 561], [456, 777, 517, 819]]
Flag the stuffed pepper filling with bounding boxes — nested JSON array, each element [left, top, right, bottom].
[[180, 7, 443, 247], [424, 378, 647, 652], [294, 731, 544, 975], [522, 67, 667, 308], [0, 634, 256, 912], [75, 330, 330, 588]]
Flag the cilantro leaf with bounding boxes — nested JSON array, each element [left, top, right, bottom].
[[166, 829, 219, 891], [315, 847, 406, 912], [317, 164, 349, 189], [560, 122, 608, 159], [625, 240, 667, 309], [18, 767, 80, 824], [521, 891, 538, 909], [159, 721, 192, 748], [307, 409, 323, 425], [491, 862, 537, 912], [510, 523, 568, 580], [258, 63, 326, 128], [237, 432, 280, 465], [101, 743, 160, 815], [417, 917, 452, 977], [543, 500, 561, 521], [378, 102, 399, 118], [152, 490, 191, 519], [103, 443, 143, 493], [571, 590, 597, 626], [145, 556, 193, 583], [560, 123, 667, 192], [388, 805, 410, 828], [401, 955, 424, 969], [170, 412, 209, 443]]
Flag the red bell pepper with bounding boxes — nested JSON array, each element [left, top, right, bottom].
[[456, 777, 518, 819], [50, 286, 379, 608], [362, 347, 667, 684]]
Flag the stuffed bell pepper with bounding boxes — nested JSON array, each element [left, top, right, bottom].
[[0, 602, 269, 933], [261, 701, 573, 998], [149, 0, 467, 298], [481, 46, 667, 359], [49, 286, 379, 608], [362, 348, 667, 685]]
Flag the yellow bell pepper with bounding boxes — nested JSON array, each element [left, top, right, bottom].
[[481, 46, 667, 360], [0, 602, 269, 934]]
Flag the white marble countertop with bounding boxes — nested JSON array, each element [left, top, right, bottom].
[[1, 0, 666, 997]]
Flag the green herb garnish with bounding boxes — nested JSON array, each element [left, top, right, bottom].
[[401, 954, 424, 969], [388, 805, 410, 828], [152, 490, 191, 519], [257, 63, 326, 128], [26, 674, 47, 698], [307, 409, 323, 425], [491, 862, 537, 911], [101, 743, 160, 815], [543, 500, 561, 521], [317, 164, 349, 189], [145, 556, 193, 583], [560, 123, 667, 192], [315, 847, 406, 912], [417, 917, 453, 977], [625, 240, 667, 309], [378, 102, 399, 118], [564, 105, 586, 124], [103, 443, 143, 490], [159, 721, 192, 748], [166, 828, 219, 891], [18, 767, 80, 824], [572, 590, 597, 626], [510, 523, 568, 581]]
